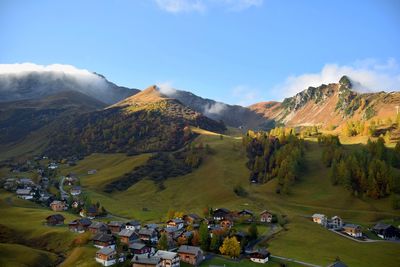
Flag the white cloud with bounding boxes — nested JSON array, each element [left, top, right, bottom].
[[231, 85, 260, 106], [156, 81, 177, 95], [155, 0, 206, 13], [275, 58, 400, 99], [154, 0, 263, 13], [203, 102, 227, 115]]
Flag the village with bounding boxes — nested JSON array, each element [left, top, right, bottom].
[[1, 156, 400, 267]]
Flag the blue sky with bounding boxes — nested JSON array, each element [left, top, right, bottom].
[[1, 0, 400, 105]]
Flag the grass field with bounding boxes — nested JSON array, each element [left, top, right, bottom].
[[1, 129, 400, 266]]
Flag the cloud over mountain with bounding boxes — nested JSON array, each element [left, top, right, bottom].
[[274, 58, 400, 99], [0, 63, 137, 104]]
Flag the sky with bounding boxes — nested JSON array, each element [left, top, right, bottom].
[[1, 0, 400, 105]]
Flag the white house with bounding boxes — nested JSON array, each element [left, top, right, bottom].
[[330, 216, 343, 229], [16, 188, 33, 200], [249, 249, 270, 264], [312, 214, 327, 226]]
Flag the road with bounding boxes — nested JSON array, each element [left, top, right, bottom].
[[58, 176, 69, 200]]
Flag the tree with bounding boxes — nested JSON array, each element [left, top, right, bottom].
[[248, 223, 258, 240], [219, 236, 241, 258], [158, 233, 168, 250], [191, 231, 200, 246], [199, 222, 209, 251], [209, 232, 221, 252]]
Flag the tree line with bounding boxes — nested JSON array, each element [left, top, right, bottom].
[[319, 135, 400, 200]]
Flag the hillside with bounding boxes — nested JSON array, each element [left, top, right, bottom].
[[249, 76, 400, 129], [159, 88, 270, 129], [0, 91, 106, 146], [53, 130, 400, 267], [45, 86, 226, 159], [0, 67, 139, 105]]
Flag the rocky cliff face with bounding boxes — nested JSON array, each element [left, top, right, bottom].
[[250, 76, 400, 128]]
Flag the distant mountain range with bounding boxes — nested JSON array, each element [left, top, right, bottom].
[[1, 66, 399, 159], [0, 70, 138, 105]]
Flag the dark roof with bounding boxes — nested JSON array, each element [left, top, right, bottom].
[[139, 228, 156, 236], [249, 249, 270, 259], [89, 221, 107, 229], [126, 220, 141, 226], [97, 247, 115, 256], [87, 206, 98, 213], [178, 245, 203, 255], [185, 213, 201, 220], [119, 229, 137, 237], [238, 209, 253, 215], [131, 254, 160, 264], [214, 208, 230, 214], [343, 224, 361, 229], [167, 218, 184, 224], [93, 233, 114, 243], [129, 242, 147, 250], [373, 222, 393, 231], [327, 261, 348, 267], [108, 221, 125, 227], [260, 210, 272, 215], [46, 214, 65, 221]]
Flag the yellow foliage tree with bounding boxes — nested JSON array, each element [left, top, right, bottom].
[[219, 236, 241, 258]]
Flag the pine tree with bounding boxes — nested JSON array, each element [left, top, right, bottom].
[[158, 233, 168, 250], [209, 232, 221, 252], [248, 223, 258, 240], [199, 222, 210, 251]]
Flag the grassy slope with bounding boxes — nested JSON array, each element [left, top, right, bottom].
[[0, 243, 58, 267], [57, 130, 400, 267]]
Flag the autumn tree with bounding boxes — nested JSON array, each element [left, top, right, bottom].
[[219, 236, 241, 258]]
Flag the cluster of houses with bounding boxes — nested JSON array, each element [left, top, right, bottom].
[[2, 177, 52, 202], [44, 207, 275, 266], [312, 213, 400, 240]]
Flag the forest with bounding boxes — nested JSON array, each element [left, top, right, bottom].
[[319, 135, 400, 201], [243, 128, 305, 194]]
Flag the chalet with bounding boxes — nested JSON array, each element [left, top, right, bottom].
[[95, 247, 125, 266], [249, 249, 270, 264], [312, 214, 327, 226], [64, 174, 77, 185], [128, 242, 153, 255], [343, 224, 362, 238], [161, 227, 183, 240], [372, 223, 400, 240], [238, 209, 253, 217], [89, 222, 108, 234], [220, 219, 233, 229], [118, 229, 139, 244], [260, 210, 273, 223], [108, 221, 125, 234], [50, 200, 66, 212], [166, 219, 184, 230], [16, 188, 33, 200], [178, 245, 204, 266], [154, 250, 180, 267], [87, 206, 98, 219], [70, 186, 81, 196], [92, 233, 116, 249], [183, 214, 201, 225], [131, 254, 162, 267], [46, 214, 65, 226], [139, 228, 158, 244], [330, 216, 343, 229], [213, 208, 230, 221], [126, 220, 141, 231], [68, 218, 92, 232]]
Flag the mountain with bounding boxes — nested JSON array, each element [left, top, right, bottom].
[[45, 85, 226, 159], [249, 76, 400, 128], [0, 90, 106, 145], [0, 69, 139, 105], [155, 88, 271, 129]]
